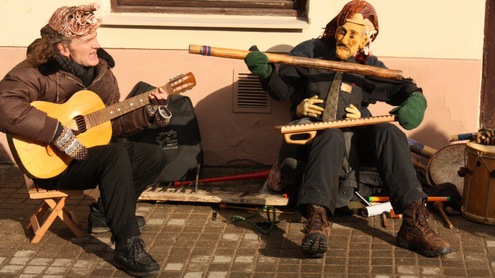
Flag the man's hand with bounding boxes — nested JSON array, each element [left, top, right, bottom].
[[146, 87, 172, 127], [148, 87, 169, 106], [389, 92, 427, 130], [296, 95, 324, 118], [52, 123, 88, 160], [244, 50, 273, 80], [345, 104, 361, 119]]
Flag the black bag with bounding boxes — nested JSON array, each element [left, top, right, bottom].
[[126, 81, 203, 183]]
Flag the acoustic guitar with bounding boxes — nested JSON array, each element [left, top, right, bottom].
[[7, 72, 196, 179]]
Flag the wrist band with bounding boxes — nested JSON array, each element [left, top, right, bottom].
[[157, 105, 172, 119], [146, 105, 159, 117], [154, 105, 172, 127]]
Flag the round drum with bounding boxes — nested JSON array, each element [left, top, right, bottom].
[[426, 143, 465, 196], [462, 141, 495, 225]]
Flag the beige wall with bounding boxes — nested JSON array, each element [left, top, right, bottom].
[[0, 0, 486, 166]]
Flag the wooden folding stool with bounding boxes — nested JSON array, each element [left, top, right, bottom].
[[24, 175, 88, 243]]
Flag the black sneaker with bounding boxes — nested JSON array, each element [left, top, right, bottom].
[[88, 203, 146, 234], [114, 236, 160, 277]]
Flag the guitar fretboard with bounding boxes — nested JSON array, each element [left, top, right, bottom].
[[85, 93, 150, 129], [82, 82, 174, 130]]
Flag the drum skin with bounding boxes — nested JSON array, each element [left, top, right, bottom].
[[426, 144, 465, 196], [462, 141, 495, 225]]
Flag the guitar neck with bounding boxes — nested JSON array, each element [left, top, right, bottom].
[[84, 84, 170, 129]]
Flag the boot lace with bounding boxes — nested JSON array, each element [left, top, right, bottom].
[[413, 203, 435, 237], [128, 237, 148, 259], [304, 207, 329, 234]]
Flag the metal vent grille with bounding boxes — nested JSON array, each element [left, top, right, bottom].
[[233, 72, 271, 113]]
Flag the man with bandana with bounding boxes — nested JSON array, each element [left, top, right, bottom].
[[245, 0, 451, 259], [0, 4, 170, 277]]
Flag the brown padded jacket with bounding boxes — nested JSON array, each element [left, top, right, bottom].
[[0, 51, 152, 145]]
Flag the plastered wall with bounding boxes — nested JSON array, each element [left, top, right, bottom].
[[0, 0, 485, 166]]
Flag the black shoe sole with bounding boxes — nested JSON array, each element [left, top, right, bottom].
[[114, 261, 159, 277], [301, 232, 328, 258]]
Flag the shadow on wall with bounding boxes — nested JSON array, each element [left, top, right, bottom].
[[187, 44, 456, 170], [190, 44, 295, 167], [0, 44, 455, 171], [407, 122, 453, 151], [193, 79, 291, 167]]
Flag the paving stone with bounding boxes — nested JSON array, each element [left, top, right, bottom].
[[0, 164, 494, 277], [164, 262, 184, 271]]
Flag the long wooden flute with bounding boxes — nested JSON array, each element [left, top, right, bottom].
[[276, 115, 398, 145], [189, 44, 404, 80]]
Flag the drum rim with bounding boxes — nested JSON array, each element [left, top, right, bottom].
[[461, 206, 495, 225], [467, 141, 495, 156]]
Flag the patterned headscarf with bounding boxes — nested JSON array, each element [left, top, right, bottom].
[[48, 3, 101, 38], [322, 0, 379, 63]]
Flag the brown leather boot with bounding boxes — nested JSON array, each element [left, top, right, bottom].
[[397, 200, 452, 257], [301, 205, 329, 258]]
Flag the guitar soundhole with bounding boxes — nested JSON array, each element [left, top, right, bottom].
[[74, 115, 87, 133]]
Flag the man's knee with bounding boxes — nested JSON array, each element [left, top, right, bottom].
[[373, 123, 407, 141], [144, 144, 167, 169], [316, 128, 345, 147], [98, 144, 130, 166], [153, 150, 167, 171]]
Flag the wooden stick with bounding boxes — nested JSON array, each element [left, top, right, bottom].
[[407, 138, 438, 158], [433, 201, 454, 229], [174, 169, 270, 187], [389, 209, 403, 219], [189, 44, 404, 80], [194, 163, 201, 193], [381, 212, 388, 228], [450, 132, 476, 142], [412, 157, 427, 171], [368, 196, 451, 202]]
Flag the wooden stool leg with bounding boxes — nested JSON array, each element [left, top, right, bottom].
[[26, 202, 50, 233], [28, 197, 87, 243], [58, 207, 87, 237], [30, 198, 64, 243]]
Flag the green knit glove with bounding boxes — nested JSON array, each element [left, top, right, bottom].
[[389, 92, 427, 130], [244, 50, 273, 80]]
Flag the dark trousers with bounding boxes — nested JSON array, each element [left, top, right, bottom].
[[34, 141, 167, 241], [280, 123, 427, 217]]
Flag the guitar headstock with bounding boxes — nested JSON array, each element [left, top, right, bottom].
[[166, 72, 196, 95]]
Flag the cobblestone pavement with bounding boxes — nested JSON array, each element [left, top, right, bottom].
[[0, 164, 494, 277]]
